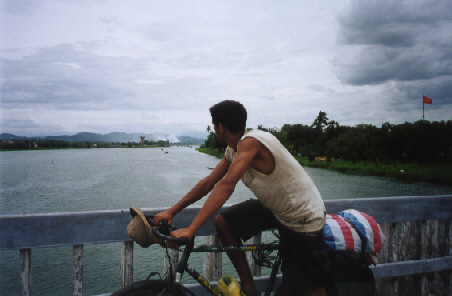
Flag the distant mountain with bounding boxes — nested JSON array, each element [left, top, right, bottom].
[[0, 132, 206, 144], [0, 133, 29, 140], [176, 136, 205, 145]]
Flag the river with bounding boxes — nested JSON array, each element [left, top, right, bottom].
[[1, 147, 451, 295]]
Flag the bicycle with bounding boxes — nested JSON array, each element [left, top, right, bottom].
[[110, 216, 282, 296]]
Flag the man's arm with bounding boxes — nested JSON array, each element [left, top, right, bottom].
[[171, 138, 260, 238], [153, 156, 230, 225]]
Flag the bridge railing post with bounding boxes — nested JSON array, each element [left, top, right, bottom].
[[246, 232, 262, 277], [121, 241, 134, 288], [20, 248, 32, 296], [203, 234, 222, 281], [73, 244, 83, 296], [163, 248, 179, 280]]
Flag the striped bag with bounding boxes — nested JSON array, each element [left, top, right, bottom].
[[323, 209, 386, 254]]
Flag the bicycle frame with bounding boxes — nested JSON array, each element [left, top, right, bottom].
[[172, 241, 282, 296]]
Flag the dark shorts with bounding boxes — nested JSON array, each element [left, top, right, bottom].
[[220, 199, 279, 242], [220, 199, 332, 292]]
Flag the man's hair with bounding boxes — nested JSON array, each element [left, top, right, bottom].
[[209, 100, 247, 134]]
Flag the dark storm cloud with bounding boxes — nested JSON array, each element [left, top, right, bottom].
[[0, 44, 145, 110], [1, 119, 40, 129], [338, 0, 452, 48], [335, 46, 451, 85], [0, 42, 223, 120], [334, 0, 452, 105], [395, 76, 452, 105], [1, 0, 40, 16]]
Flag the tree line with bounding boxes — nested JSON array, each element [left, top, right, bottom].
[[0, 139, 170, 150], [0, 140, 104, 150], [203, 111, 452, 164]]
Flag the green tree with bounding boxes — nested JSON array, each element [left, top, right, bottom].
[[279, 124, 315, 155], [203, 132, 226, 150], [326, 129, 367, 162], [311, 111, 329, 132]]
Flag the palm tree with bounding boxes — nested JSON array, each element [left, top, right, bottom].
[[206, 125, 212, 133], [311, 111, 329, 131]]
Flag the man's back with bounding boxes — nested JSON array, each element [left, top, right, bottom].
[[225, 130, 326, 232]]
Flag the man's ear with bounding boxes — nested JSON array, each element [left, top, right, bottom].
[[218, 123, 224, 134]]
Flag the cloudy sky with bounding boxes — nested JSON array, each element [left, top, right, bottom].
[[1, 0, 451, 138]]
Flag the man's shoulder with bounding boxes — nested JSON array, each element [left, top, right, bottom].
[[242, 129, 276, 141], [237, 135, 262, 152], [241, 130, 279, 149], [242, 129, 264, 137]]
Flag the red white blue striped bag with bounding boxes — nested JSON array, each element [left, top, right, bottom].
[[323, 209, 386, 254]]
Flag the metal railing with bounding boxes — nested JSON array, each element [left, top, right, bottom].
[[1, 195, 451, 296]]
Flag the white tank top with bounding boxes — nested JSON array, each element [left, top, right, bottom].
[[225, 130, 326, 232]]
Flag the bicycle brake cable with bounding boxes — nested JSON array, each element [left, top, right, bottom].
[[145, 272, 162, 281], [164, 245, 174, 282]]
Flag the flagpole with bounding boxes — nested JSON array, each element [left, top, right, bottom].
[[422, 94, 425, 120]]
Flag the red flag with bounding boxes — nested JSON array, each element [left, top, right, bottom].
[[423, 95, 432, 104]]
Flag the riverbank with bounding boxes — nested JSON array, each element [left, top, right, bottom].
[[196, 148, 452, 186], [0, 144, 180, 151]]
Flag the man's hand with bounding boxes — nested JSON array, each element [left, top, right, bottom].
[[164, 227, 194, 248], [153, 210, 173, 226], [170, 227, 195, 240]]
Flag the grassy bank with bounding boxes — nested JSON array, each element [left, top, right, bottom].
[[197, 148, 452, 186], [197, 147, 225, 159], [297, 158, 452, 185]]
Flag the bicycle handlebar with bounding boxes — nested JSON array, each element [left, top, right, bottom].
[[151, 219, 193, 246]]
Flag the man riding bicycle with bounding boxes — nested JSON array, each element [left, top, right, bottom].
[[154, 100, 331, 296]]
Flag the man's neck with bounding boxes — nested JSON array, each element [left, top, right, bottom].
[[227, 132, 244, 152]]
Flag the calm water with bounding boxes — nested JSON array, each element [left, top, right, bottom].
[[1, 148, 451, 295]]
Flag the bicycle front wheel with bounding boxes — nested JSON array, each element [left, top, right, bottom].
[[110, 279, 193, 296]]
